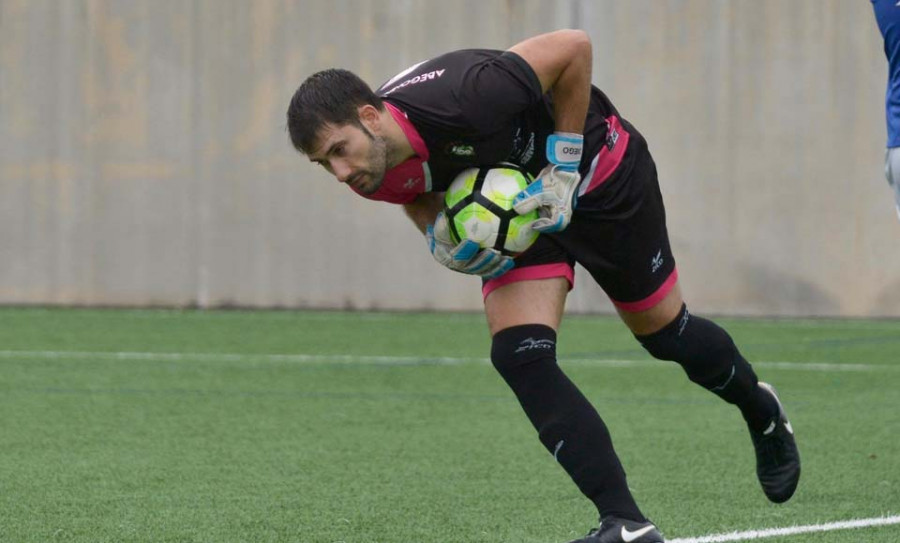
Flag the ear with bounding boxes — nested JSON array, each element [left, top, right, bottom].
[[357, 104, 381, 134]]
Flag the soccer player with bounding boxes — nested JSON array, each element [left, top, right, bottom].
[[873, 0, 900, 221], [287, 30, 800, 543]]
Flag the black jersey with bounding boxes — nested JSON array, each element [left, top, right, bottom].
[[354, 49, 676, 310], [356, 48, 641, 205]]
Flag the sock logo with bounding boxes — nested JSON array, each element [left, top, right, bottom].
[[784, 420, 794, 435], [515, 338, 555, 352], [677, 308, 690, 336], [553, 440, 565, 461], [711, 365, 737, 392]]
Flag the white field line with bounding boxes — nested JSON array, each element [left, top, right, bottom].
[[667, 514, 900, 543], [0, 350, 486, 365], [0, 350, 890, 372]]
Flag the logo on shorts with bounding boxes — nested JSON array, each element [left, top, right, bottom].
[[651, 249, 664, 273]]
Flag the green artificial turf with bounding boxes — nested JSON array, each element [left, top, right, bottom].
[[0, 308, 897, 542]]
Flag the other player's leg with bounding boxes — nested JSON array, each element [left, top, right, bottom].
[[885, 147, 900, 221]]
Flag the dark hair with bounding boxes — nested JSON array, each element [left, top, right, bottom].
[[286, 68, 383, 154]]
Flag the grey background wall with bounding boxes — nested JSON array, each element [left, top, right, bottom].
[[1, 0, 897, 316]]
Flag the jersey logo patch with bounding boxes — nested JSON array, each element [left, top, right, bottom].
[[446, 143, 475, 157]]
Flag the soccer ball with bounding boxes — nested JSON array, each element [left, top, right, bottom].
[[443, 165, 539, 255]]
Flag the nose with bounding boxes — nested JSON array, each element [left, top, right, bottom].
[[331, 160, 353, 183]]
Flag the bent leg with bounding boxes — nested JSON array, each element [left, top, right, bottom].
[[619, 280, 777, 430], [621, 284, 800, 503], [485, 278, 647, 522]]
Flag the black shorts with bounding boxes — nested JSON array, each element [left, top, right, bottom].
[[483, 123, 677, 312]]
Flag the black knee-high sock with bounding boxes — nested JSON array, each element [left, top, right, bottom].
[[635, 304, 778, 431], [491, 324, 646, 522]]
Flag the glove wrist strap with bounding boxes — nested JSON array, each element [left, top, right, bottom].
[[546, 132, 584, 170]]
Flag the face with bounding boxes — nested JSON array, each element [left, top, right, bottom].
[[307, 121, 388, 195]]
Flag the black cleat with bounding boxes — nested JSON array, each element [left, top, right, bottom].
[[567, 517, 664, 543], [750, 382, 801, 503]]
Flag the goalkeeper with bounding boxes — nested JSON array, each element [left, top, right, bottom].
[[287, 30, 800, 543]]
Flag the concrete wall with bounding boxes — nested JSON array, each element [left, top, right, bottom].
[[1, 0, 897, 316]]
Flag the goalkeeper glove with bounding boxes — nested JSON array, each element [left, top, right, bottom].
[[513, 132, 583, 233], [426, 212, 514, 279]]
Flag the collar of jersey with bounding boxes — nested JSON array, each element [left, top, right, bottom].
[[345, 102, 431, 203], [384, 101, 430, 160]]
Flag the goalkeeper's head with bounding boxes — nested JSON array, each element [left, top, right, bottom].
[[287, 68, 384, 156], [287, 69, 396, 195]]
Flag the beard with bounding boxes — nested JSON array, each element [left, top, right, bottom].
[[354, 126, 389, 195]]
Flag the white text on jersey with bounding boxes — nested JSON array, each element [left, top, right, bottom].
[[383, 69, 446, 96]]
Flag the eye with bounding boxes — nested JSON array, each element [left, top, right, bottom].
[[333, 144, 346, 156]]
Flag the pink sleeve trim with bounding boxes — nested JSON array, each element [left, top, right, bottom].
[[482, 263, 575, 300], [611, 268, 679, 312]]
